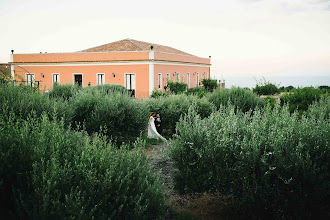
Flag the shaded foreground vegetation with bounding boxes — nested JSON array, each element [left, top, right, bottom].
[[0, 82, 329, 219]]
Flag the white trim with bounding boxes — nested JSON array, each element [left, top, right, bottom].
[[158, 73, 162, 90], [15, 60, 211, 67], [10, 54, 14, 80], [52, 73, 60, 85], [149, 64, 154, 96], [149, 51, 154, 60], [124, 73, 136, 90], [196, 72, 199, 86], [166, 73, 170, 86], [25, 73, 35, 86], [14, 51, 146, 55], [73, 73, 83, 87], [96, 73, 105, 85]]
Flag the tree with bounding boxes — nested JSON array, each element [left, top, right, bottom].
[[202, 78, 218, 92]]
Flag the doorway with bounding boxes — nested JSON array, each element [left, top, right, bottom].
[[74, 74, 83, 87]]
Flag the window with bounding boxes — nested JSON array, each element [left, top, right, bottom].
[[73, 74, 83, 87], [166, 73, 170, 85], [26, 73, 35, 87], [187, 73, 190, 89], [196, 72, 199, 86], [97, 73, 105, 85], [182, 75, 185, 83], [158, 73, 162, 90], [125, 73, 136, 97], [176, 72, 180, 82], [52, 73, 60, 85]]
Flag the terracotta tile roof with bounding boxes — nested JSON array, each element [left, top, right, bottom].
[[80, 38, 195, 56]]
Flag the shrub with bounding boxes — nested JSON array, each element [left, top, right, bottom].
[[307, 96, 330, 120], [201, 78, 218, 92], [280, 87, 323, 113], [170, 104, 329, 219], [253, 79, 280, 95], [279, 85, 294, 92], [83, 84, 129, 96], [151, 89, 169, 98], [146, 95, 216, 135], [167, 81, 187, 94], [207, 87, 264, 113], [0, 112, 165, 219], [264, 96, 277, 108], [71, 89, 148, 143], [186, 87, 208, 97], [0, 84, 71, 125], [47, 83, 81, 100], [0, 67, 11, 84]]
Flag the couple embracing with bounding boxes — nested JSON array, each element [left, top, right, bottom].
[[148, 112, 166, 142]]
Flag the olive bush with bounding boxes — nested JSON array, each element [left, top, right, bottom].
[[170, 103, 329, 219], [47, 83, 81, 100], [280, 87, 325, 114], [71, 89, 148, 143], [207, 87, 264, 113], [0, 84, 71, 125], [0, 112, 165, 220]]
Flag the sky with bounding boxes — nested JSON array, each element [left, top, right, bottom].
[[1, 0, 329, 88]]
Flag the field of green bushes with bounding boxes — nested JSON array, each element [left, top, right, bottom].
[[0, 80, 329, 219]]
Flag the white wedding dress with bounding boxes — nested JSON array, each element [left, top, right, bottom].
[[148, 116, 166, 141]]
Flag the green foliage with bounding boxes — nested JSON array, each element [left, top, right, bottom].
[[146, 95, 216, 135], [167, 81, 187, 94], [0, 66, 11, 84], [170, 103, 329, 219], [47, 83, 81, 100], [253, 79, 280, 95], [0, 112, 165, 220], [201, 78, 218, 92], [279, 85, 294, 92], [0, 84, 71, 125], [71, 89, 148, 143], [151, 89, 169, 98], [264, 96, 277, 108], [84, 84, 129, 96], [207, 87, 264, 113], [280, 87, 324, 113], [319, 85, 330, 91], [186, 87, 208, 97], [306, 96, 330, 120]]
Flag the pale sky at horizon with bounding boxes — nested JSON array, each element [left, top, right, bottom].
[[1, 0, 330, 87]]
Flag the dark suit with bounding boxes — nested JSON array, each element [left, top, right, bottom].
[[155, 117, 162, 135]]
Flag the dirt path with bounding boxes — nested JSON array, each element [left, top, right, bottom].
[[146, 142, 176, 197], [146, 142, 233, 220]]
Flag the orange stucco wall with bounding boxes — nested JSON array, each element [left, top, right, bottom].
[[13, 52, 149, 63], [13, 64, 150, 98], [153, 64, 209, 91], [154, 52, 210, 65], [12, 51, 211, 98]]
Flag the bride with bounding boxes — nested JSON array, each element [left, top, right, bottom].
[[148, 112, 166, 142]]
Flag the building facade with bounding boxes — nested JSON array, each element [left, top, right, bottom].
[[10, 39, 211, 98]]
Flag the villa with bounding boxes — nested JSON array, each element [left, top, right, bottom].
[[10, 39, 211, 98]]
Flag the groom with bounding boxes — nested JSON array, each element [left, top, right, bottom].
[[154, 113, 162, 135]]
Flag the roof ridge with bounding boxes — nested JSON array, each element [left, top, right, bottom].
[[78, 38, 131, 52], [128, 39, 145, 51], [132, 39, 195, 56]]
